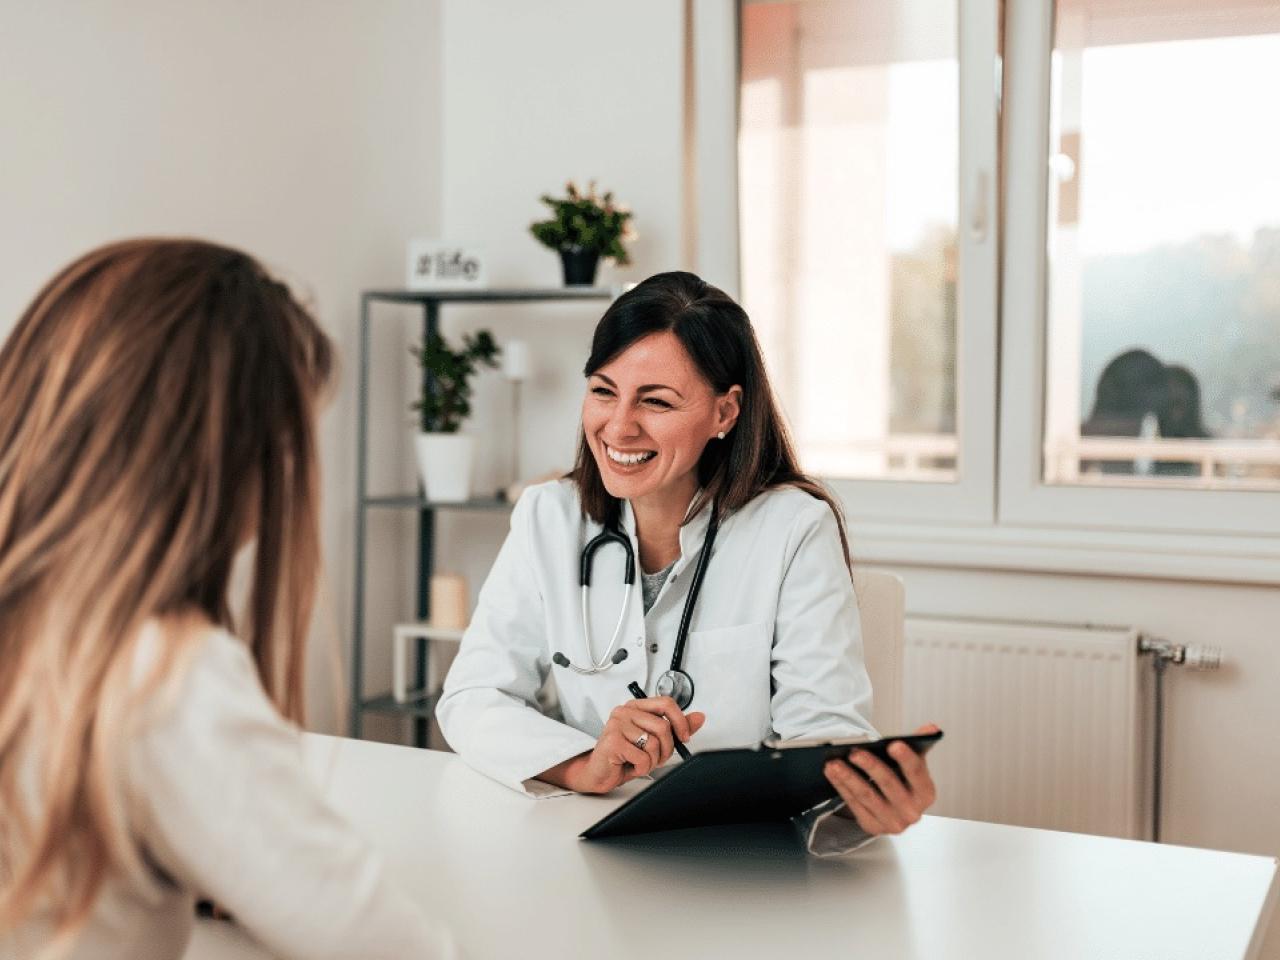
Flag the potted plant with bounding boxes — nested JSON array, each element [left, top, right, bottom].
[[411, 330, 500, 502], [529, 180, 635, 286]]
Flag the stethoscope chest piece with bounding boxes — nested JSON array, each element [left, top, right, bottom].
[[655, 668, 695, 711]]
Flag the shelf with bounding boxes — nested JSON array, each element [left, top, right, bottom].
[[363, 287, 615, 305], [395, 623, 465, 642], [363, 495, 511, 511], [354, 285, 587, 744], [360, 690, 443, 719]]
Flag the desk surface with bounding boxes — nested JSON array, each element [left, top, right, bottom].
[[286, 734, 1276, 960]]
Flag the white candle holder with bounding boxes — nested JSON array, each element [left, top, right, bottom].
[[392, 622, 466, 703], [503, 339, 532, 486]]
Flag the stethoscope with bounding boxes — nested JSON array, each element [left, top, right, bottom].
[[551, 504, 720, 711]]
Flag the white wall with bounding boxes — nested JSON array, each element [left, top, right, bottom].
[[426, 0, 687, 666], [0, 0, 443, 733], [442, 0, 686, 290]]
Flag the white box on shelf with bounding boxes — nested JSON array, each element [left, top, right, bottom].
[[392, 622, 466, 703], [406, 240, 487, 290]]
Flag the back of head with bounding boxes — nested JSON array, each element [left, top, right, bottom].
[[0, 238, 333, 943], [1160, 364, 1210, 439], [1083, 348, 1168, 436]]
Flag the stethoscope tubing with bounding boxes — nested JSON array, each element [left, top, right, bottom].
[[558, 503, 720, 692], [571, 580, 633, 673], [669, 507, 719, 676]]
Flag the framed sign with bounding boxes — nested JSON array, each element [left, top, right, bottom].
[[406, 240, 487, 290]]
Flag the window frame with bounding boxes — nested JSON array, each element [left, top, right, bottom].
[[706, 0, 1280, 552], [998, 0, 1280, 538], [714, 0, 1002, 527]]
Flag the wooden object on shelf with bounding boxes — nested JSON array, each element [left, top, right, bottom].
[[429, 574, 468, 629]]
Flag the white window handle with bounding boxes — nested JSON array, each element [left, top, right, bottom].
[[969, 170, 989, 242]]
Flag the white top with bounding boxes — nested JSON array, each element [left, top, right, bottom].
[[281, 736, 1279, 960], [3, 626, 459, 960], [437, 479, 876, 838]]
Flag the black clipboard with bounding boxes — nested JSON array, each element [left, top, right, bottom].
[[579, 730, 944, 840]]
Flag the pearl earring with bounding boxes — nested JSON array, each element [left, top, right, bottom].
[[717, 431, 726, 440]]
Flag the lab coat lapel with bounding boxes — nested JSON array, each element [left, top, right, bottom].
[[675, 495, 713, 574]]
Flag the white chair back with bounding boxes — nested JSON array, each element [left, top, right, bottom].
[[852, 568, 905, 734]]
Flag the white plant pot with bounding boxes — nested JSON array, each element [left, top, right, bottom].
[[415, 432, 473, 502]]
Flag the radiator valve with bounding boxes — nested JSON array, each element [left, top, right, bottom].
[[1139, 635, 1223, 671]]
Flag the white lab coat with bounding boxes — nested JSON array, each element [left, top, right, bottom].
[[4, 625, 459, 960], [437, 479, 877, 854]]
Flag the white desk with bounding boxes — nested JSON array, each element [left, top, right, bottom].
[[189, 734, 1277, 960]]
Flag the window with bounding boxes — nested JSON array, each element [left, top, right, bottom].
[[1001, 0, 1280, 535], [737, 0, 1000, 524], [1043, 0, 1280, 492], [734, 0, 1280, 539], [740, 0, 960, 482]]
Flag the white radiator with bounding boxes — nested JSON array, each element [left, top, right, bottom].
[[903, 616, 1144, 839]]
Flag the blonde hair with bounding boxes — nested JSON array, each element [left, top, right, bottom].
[[0, 238, 333, 951]]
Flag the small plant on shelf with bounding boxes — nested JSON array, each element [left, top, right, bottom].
[[410, 330, 500, 502], [530, 180, 635, 285], [410, 330, 501, 433]]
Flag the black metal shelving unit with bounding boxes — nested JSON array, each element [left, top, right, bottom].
[[351, 287, 614, 745]]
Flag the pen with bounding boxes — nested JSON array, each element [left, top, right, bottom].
[[627, 681, 692, 760]]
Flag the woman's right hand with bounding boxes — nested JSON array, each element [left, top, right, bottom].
[[545, 697, 706, 794]]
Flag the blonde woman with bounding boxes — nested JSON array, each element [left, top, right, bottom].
[[0, 240, 457, 959]]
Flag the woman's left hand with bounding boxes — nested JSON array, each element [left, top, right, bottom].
[[823, 723, 939, 836]]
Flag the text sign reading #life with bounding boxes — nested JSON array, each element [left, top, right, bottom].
[[407, 241, 487, 290]]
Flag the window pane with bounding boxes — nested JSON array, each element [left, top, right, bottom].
[[1044, 0, 1280, 490], [739, 0, 959, 482]]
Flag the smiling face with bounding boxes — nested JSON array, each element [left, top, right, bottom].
[[581, 331, 741, 513]]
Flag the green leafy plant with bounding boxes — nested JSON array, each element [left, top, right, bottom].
[[410, 330, 500, 433], [529, 180, 635, 264]]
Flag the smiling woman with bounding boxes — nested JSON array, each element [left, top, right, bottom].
[[436, 271, 939, 852], [581, 333, 740, 572], [569, 272, 847, 573]]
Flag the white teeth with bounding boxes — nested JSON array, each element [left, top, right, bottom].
[[606, 446, 656, 466]]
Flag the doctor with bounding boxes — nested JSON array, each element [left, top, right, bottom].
[[437, 271, 937, 848]]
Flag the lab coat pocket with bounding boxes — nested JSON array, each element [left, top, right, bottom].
[[684, 621, 772, 750]]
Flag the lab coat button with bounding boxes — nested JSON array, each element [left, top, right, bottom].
[[649, 642, 659, 653]]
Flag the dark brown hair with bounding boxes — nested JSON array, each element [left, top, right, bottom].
[[569, 271, 851, 567], [0, 238, 332, 943]]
